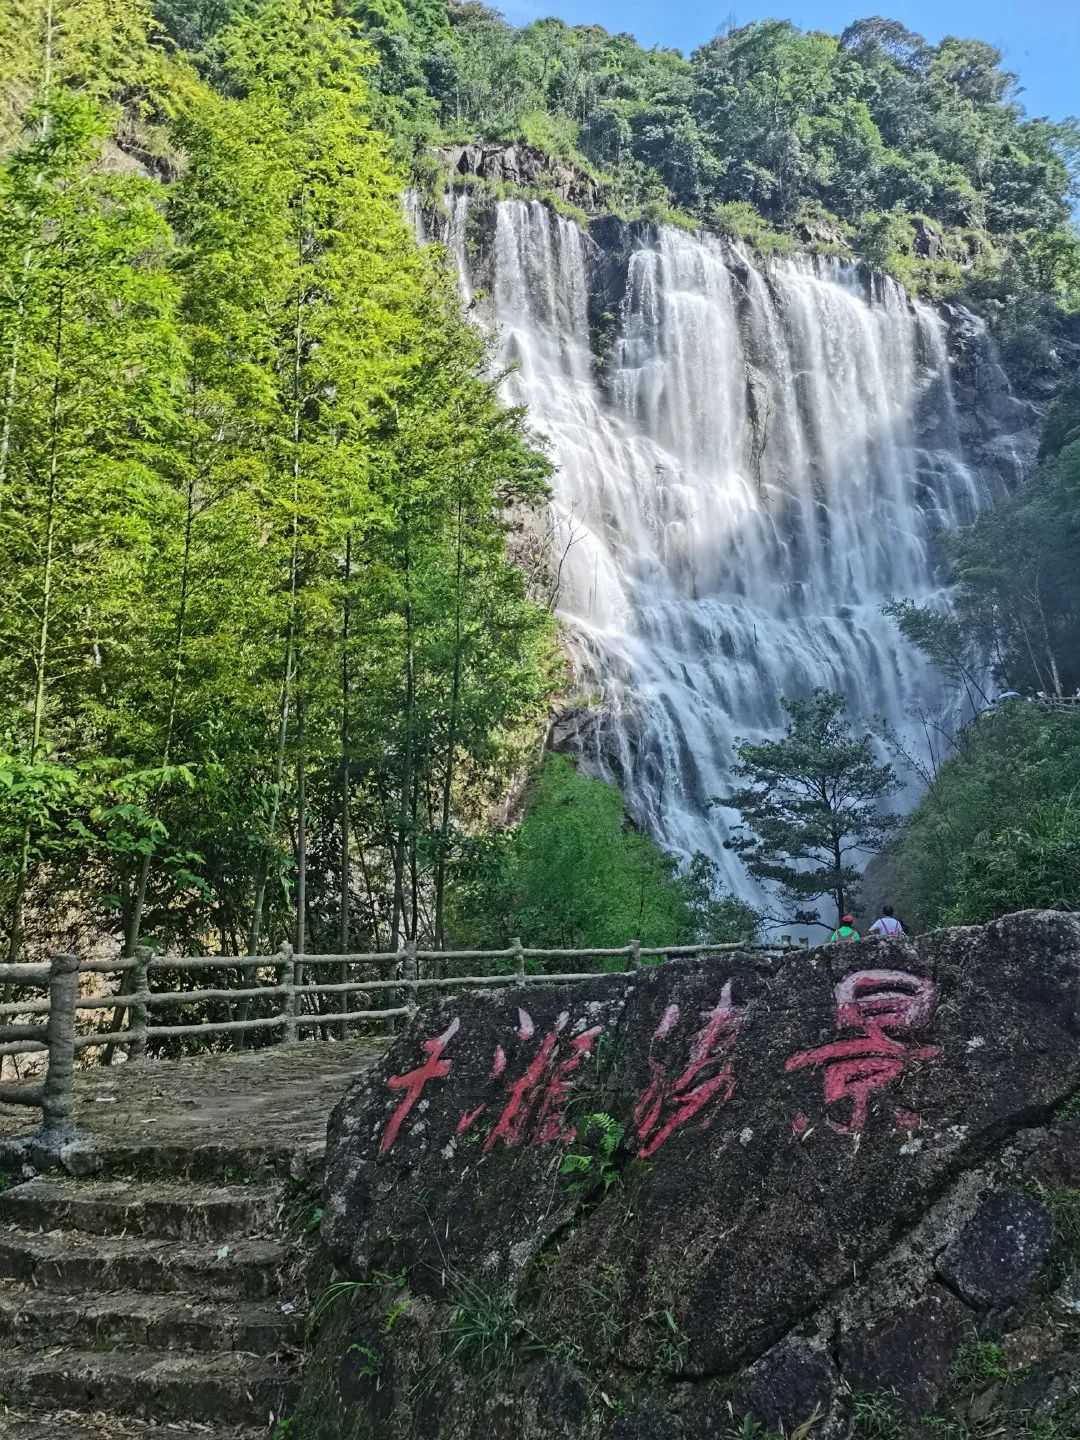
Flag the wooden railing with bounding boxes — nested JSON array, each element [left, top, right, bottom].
[[0, 937, 800, 1147]]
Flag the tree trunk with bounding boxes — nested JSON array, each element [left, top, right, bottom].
[[339, 534, 351, 954], [0, 311, 24, 521], [409, 770, 420, 943], [832, 829, 845, 925], [248, 215, 305, 958], [123, 471, 197, 967], [7, 248, 64, 963], [433, 496, 466, 953], [295, 694, 306, 958], [390, 528, 414, 953], [1031, 580, 1063, 697]]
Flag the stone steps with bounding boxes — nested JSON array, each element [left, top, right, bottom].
[[0, 1225, 287, 1298], [0, 1346, 298, 1425], [0, 1176, 284, 1241], [83, 1138, 323, 1185], [4, 1417, 267, 1440], [0, 1148, 310, 1435], [0, 1286, 300, 1352]]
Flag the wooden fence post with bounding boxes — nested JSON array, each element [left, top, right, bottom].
[[627, 938, 641, 972], [39, 952, 79, 1145], [511, 937, 525, 981], [336, 949, 348, 1042], [128, 947, 152, 1062], [280, 943, 298, 1045], [403, 939, 418, 1022]]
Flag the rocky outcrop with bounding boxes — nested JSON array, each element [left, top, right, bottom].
[[298, 911, 1080, 1438], [929, 302, 1041, 489], [439, 141, 598, 210], [794, 208, 853, 254]]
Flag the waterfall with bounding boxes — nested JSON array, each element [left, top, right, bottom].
[[457, 196, 1026, 903]]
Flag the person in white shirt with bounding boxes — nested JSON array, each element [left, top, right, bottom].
[[870, 905, 904, 937]]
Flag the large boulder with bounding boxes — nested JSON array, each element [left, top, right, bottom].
[[303, 912, 1080, 1439]]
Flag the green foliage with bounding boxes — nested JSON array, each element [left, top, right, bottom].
[[0, 0, 560, 971], [450, 754, 758, 952], [890, 379, 1080, 703], [344, 1342, 380, 1378], [516, 108, 584, 165], [284, 1174, 324, 1237], [849, 1391, 908, 1440], [942, 800, 1080, 926], [443, 1268, 548, 1375], [723, 690, 900, 927], [381, 1297, 410, 1334], [855, 208, 917, 279], [711, 202, 795, 258], [558, 1112, 625, 1196], [307, 1280, 367, 1338], [882, 600, 991, 716], [722, 1420, 784, 1440], [648, 1305, 690, 1375], [334, 2, 1079, 345], [952, 1338, 1013, 1387], [885, 387, 1080, 930], [1043, 1187, 1080, 1266], [881, 706, 1080, 930], [927, 1411, 1080, 1440]]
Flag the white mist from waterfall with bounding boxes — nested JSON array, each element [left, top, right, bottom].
[[452, 196, 1014, 905]]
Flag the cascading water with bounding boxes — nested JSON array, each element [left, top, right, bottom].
[[448, 195, 1028, 904]]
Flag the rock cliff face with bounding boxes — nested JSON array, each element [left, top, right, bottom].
[[438, 142, 598, 209], [299, 911, 1080, 1439]]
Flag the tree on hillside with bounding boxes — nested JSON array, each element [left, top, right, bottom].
[[0, 90, 183, 962], [0, 0, 560, 973], [722, 690, 901, 927], [449, 754, 759, 953], [869, 694, 1080, 932]]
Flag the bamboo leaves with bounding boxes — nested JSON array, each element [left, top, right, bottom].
[[0, 0, 558, 967]]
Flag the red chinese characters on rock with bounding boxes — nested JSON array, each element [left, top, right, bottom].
[[633, 982, 746, 1158], [376, 990, 748, 1159], [480, 1010, 603, 1151], [786, 969, 941, 1137], [378, 1017, 460, 1157], [377, 1007, 604, 1157]]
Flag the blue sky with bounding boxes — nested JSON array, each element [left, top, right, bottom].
[[497, 0, 1079, 125]]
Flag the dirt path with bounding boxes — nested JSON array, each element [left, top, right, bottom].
[[0, 1040, 386, 1170]]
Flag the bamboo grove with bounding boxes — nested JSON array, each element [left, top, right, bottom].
[[0, 0, 561, 965]]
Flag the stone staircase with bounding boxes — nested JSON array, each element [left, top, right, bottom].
[[0, 1150, 307, 1438]]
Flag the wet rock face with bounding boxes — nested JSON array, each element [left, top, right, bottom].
[[309, 912, 1080, 1439]]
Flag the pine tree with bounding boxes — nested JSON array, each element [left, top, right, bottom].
[[722, 690, 901, 928]]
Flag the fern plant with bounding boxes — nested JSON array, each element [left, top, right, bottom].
[[559, 1112, 626, 1195]]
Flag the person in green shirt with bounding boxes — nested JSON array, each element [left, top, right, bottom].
[[830, 914, 860, 944]]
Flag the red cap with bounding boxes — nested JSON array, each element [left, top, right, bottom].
[[842, 914, 854, 925]]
